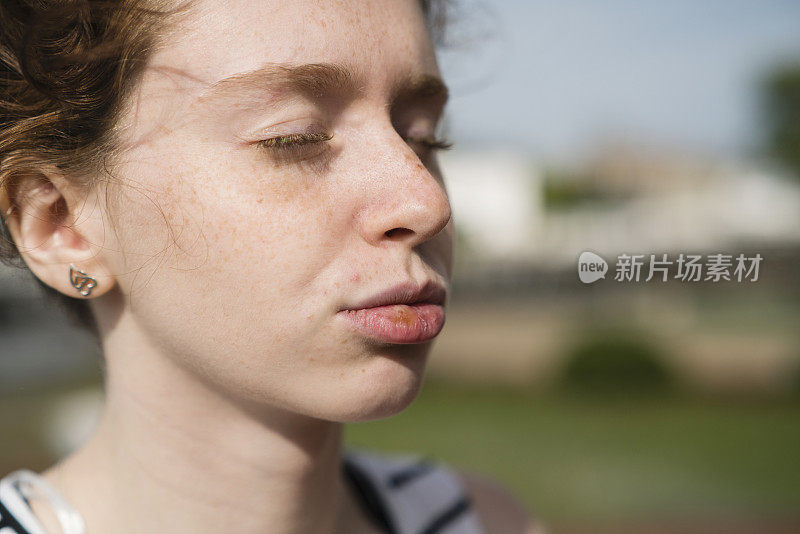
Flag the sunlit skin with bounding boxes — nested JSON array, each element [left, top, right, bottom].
[[5, 0, 539, 532], [10, 1, 452, 532]]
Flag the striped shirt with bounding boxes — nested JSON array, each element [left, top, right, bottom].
[[344, 447, 486, 534], [0, 447, 485, 534]]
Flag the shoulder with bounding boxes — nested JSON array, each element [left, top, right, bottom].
[[455, 469, 546, 534]]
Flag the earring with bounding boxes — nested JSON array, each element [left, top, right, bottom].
[[69, 264, 98, 297]]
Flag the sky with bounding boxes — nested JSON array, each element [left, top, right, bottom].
[[439, 0, 800, 162]]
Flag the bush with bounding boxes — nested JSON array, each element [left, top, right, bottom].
[[559, 329, 673, 395]]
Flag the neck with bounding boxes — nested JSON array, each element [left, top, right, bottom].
[[42, 310, 368, 534]]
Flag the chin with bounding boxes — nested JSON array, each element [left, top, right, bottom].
[[329, 344, 431, 423]]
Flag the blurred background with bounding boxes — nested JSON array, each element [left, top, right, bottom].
[[3, 1, 800, 533]]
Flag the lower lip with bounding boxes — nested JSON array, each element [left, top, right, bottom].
[[337, 303, 445, 344]]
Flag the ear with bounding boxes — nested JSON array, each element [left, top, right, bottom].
[[2, 169, 116, 300]]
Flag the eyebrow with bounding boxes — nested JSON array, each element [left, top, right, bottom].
[[205, 63, 358, 99], [393, 73, 449, 106], [196, 62, 448, 107]]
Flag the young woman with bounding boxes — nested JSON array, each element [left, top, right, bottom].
[[0, 1, 541, 532]]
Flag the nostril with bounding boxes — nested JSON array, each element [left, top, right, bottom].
[[385, 228, 413, 240]]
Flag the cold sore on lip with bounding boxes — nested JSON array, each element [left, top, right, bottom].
[[339, 302, 445, 344]]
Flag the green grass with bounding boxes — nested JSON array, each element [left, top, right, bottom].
[[4, 380, 800, 525], [345, 382, 800, 523]]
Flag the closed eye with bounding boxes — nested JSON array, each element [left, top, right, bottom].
[[257, 132, 333, 149], [404, 135, 453, 151], [255, 131, 334, 165]]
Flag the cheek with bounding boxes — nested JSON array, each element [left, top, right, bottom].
[[112, 148, 340, 285], [202, 163, 347, 283], [109, 154, 354, 345]]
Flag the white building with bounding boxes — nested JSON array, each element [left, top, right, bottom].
[[440, 148, 800, 270], [440, 150, 543, 262]]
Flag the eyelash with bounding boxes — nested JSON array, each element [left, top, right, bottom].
[[256, 132, 453, 151], [405, 135, 454, 151], [257, 132, 333, 149]]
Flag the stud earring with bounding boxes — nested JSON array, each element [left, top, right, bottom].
[[69, 264, 97, 297]]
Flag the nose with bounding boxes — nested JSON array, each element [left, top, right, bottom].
[[357, 137, 452, 249]]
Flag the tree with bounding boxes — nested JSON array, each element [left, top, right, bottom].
[[763, 63, 800, 178]]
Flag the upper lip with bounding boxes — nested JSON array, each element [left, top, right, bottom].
[[340, 280, 447, 310]]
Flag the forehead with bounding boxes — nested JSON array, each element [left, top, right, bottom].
[[148, 0, 439, 96]]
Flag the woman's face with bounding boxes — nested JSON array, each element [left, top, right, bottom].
[[100, 0, 454, 421]]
